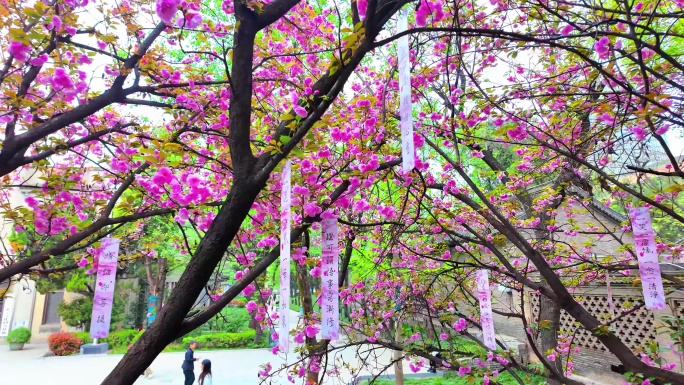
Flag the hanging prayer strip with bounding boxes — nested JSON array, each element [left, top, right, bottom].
[[279, 161, 292, 351], [475, 270, 497, 350], [89, 238, 120, 339], [397, 10, 415, 172], [628, 207, 666, 310], [321, 218, 339, 340]]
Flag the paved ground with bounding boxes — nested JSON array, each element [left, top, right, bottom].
[[0, 311, 397, 385], [0, 343, 397, 385]]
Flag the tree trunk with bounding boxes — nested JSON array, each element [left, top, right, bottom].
[[339, 236, 354, 321], [156, 257, 167, 310], [100, 178, 265, 385], [144, 254, 166, 328], [394, 318, 404, 385], [539, 293, 562, 384], [245, 290, 262, 344], [253, 318, 263, 345], [296, 230, 319, 385]]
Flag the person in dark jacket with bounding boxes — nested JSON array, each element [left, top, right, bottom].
[[182, 341, 199, 385]]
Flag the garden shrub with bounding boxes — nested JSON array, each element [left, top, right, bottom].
[[7, 327, 31, 344], [71, 331, 92, 345], [71, 329, 140, 349], [72, 329, 260, 353], [104, 329, 138, 348], [181, 329, 255, 350], [48, 332, 83, 356], [207, 307, 250, 333]]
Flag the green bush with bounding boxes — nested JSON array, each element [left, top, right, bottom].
[[71, 331, 92, 345], [104, 329, 138, 348], [71, 329, 140, 349], [181, 329, 256, 350], [207, 307, 250, 333], [108, 330, 265, 354], [7, 327, 31, 344]]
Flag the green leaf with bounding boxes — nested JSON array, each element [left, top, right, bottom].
[[142, 156, 158, 164], [9, 28, 29, 44], [279, 135, 292, 144]]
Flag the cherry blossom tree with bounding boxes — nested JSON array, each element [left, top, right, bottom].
[[1, 0, 684, 384], [253, 1, 684, 384]]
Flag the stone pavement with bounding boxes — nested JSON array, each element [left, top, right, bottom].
[[0, 311, 397, 385], [0, 343, 396, 385]]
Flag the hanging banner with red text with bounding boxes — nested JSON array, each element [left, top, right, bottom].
[[605, 272, 615, 316], [629, 207, 666, 310], [279, 161, 292, 352], [321, 218, 339, 340], [475, 270, 497, 350], [89, 238, 120, 339], [397, 10, 415, 172]]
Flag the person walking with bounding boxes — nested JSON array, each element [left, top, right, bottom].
[[182, 341, 200, 385], [198, 359, 213, 385]]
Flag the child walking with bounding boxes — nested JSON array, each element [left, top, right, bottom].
[[198, 359, 212, 385]]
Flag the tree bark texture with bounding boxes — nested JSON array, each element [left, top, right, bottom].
[[295, 234, 318, 384], [539, 294, 563, 385], [394, 318, 404, 385]]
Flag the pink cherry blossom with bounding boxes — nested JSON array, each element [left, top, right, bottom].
[[177, 12, 202, 28], [655, 124, 669, 135], [594, 36, 611, 59], [151, 167, 174, 185], [8, 42, 31, 62], [305, 325, 319, 338], [453, 318, 467, 331], [50, 15, 62, 31], [631, 126, 648, 140], [29, 53, 48, 66], [242, 283, 256, 296], [156, 0, 180, 24], [293, 105, 308, 117], [507, 126, 528, 141], [50, 68, 75, 90], [357, 0, 368, 18]]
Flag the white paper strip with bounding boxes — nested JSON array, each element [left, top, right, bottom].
[[89, 238, 120, 339], [629, 207, 666, 310], [279, 161, 292, 352], [397, 10, 415, 172], [475, 270, 497, 350], [0, 297, 15, 337], [321, 218, 339, 340]]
